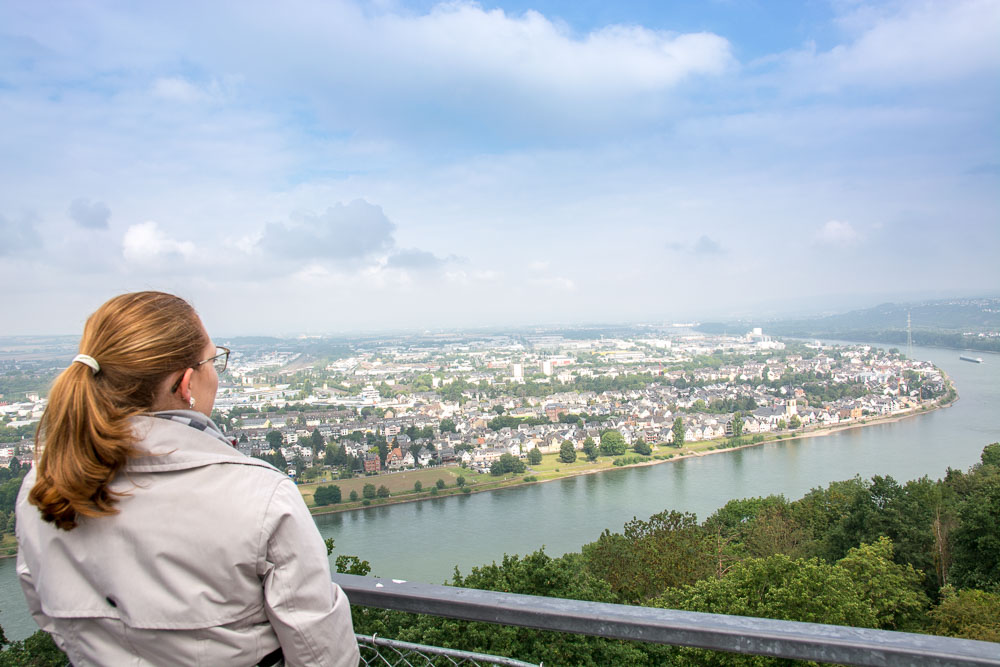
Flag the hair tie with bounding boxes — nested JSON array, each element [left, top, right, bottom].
[[73, 354, 101, 375]]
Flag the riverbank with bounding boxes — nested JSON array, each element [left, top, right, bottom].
[[0, 393, 956, 559], [304, 392, 954, 518]]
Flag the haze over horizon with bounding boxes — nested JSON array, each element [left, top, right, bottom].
[[1, 1, 998, 337]]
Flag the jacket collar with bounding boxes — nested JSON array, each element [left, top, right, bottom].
[[151, 409, 231, 445], [126, 412, 278, 474]]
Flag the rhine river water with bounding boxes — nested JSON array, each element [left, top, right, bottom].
[[2, 342, 998, 639]]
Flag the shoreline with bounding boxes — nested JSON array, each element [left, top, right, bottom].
[[305, 392, 956, 519], [0, 393, 958, 559]]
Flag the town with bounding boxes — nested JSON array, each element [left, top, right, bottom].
[[1, 326, 952, 512]]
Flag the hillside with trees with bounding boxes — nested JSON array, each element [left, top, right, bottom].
[[3, 444, 998, 664], [350, 443, 1000, 664], [699, 297, 1000, 353]]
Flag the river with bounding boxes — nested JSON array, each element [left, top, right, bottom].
[[2, 342, 998, 640]]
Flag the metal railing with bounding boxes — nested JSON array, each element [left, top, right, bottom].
[[334, 573, 1000, 666], [357, 633, 536, 667]]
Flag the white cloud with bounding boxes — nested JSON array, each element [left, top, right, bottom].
[[161, 1, 734, 140], [817, 220, 860, 246], [445, 269, 502, 284], [122, 221, 198, 266], [788, 0, 1000, 90], [0, 1, 997, 333], [531, 276, 575, 291], [258, 200, 396, 262], [376, 5, 734, 96], [386, 248, 448, 271], [151, 76, 215, 103]]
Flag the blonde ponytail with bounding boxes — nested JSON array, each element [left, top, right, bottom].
[[30, 292, 208, 530]]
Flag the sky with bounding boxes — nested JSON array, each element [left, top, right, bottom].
[[1, 0, 998, 336]]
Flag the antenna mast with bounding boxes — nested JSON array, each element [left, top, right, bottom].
[[906, 312, 913, 359]]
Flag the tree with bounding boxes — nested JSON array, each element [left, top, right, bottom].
[[731, 412, 744, 438], [325, 443, 347, 466], [661, 555, 878, 626], [583, 510, 712, 603], [559, 440, 577, 463], [632, 438, 651, 456], [436, 478, 446, 490], [414, 480, 423, 493], [266, 429, 284, 450], [836, 537, 929, 631], [981, 442, 1000, 467], [456, 475, 466, 487], [349, 490, 359, 502], [528, 447, 543, 465], [655, 555, 877, 666], [291, 453, 306, 477], [672, 417, 685, 448], [599, 430, 627, 456], [377, 485, 390, 498], [0, 627, 66, 665], [409, 443, 423, 466], [742, 504, 812, 560], [440, 418, 457, 433], [789, 414, 802, 430], [336, 555, 372, 576], [777, 418, 787, 430], [351, 550, 652, 666], [362, 483, 376, 499], [928, 588, 1000, 642], [493, 404, 505, 415], [582, 436, 599, 461], [260, 448, 287, 471], [309, 429, 325, 454], [950, 475, 1000, 590]]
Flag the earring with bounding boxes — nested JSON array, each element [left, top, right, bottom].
[[189, 397, 196, 409]]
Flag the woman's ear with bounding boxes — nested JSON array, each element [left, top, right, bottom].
[[176, 367, 195, 402]]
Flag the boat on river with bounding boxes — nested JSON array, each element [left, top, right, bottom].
[[959, 355, 984, 363]]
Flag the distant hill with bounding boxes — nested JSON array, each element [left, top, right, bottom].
[[698, 298, 1000, 353]]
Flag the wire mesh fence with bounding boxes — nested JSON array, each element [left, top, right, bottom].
[[357, 633, 538, 667]]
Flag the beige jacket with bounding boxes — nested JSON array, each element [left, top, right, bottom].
[[16, 413, 360, 666]]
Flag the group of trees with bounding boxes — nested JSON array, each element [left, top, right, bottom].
[[5, 445, 998, 665], [696, 396, 758, 415], [349, 443, 1000, 664], [490, 453, 526, 477], [487, 415, 548, 431], [360, 483, 390, 499], [414, 479, 449, 494], [313, 484, 342, 506], [0, 458, 26, 535]]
